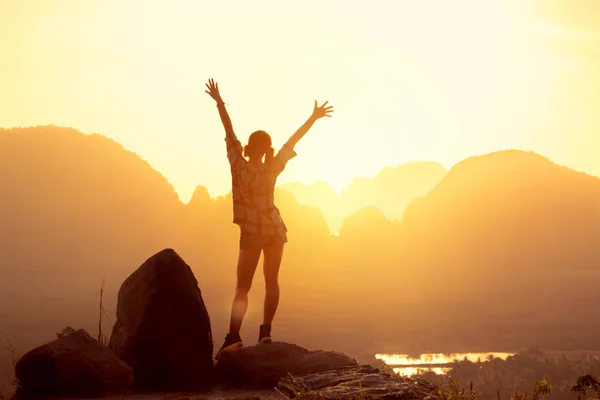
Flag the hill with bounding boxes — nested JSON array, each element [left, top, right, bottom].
[[279, 162, 447, 232], [2, 127, 600, 383], [401, 150, 600, 296], [0, 126, 332, 354], [377, 150, 600, 352]]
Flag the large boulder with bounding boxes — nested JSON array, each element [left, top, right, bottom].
[[214, 341, 357, 388], [14, 329, 134, 398], [109, 248, 213, 391], [279, 365, 441, 400]]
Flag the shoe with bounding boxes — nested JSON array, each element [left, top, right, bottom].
[[216, 332, 243, 360], [258, 324, 272, 344]]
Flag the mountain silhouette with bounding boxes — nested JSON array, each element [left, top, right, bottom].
[[0, 125, 183, 270], [397, 149, 600, 311], [348, 150, 600, 354], [0, 125, 333, 354], [279, 162, 447, 232], [278, 181, 343, 232], [2, 127, 600, 378]]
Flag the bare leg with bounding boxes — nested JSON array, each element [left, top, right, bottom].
[[263, 243, 284, 325], [229, 248, 261, 333]]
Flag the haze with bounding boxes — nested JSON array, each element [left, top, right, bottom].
[[2, 0, 600, 201], [2, 0, 600, 396]]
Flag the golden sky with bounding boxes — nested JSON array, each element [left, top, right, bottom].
[[1, 0, 599, 202]]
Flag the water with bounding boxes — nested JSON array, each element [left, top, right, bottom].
[[375, 352, 514, 377]]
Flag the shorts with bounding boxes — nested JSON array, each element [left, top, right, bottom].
[[239, 230, 288, 250]]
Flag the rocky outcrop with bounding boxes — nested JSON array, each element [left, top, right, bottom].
[[14, 329, 134, 398], [109, 248, 213, 392], [279, 365, 441, 400], [214, 341, 358, 388]]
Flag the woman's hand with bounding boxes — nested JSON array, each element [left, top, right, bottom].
[[284, 100, 334, 148], [311, 100, 334, 120], [205, 78, 223, 104]]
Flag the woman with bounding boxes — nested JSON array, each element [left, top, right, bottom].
[[205, 78, 333, 357]]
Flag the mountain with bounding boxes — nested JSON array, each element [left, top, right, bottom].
[[2, 127, 600, 377], [0, 126, 189, 351], [342, 161, 448, 219], [0, 125, 334, 354], [0, 125, 184, 271], [395, 150, 600, 324], [330, 150, 600, 354], [277, 181, 347, 233], [279, 162, 447, 232]]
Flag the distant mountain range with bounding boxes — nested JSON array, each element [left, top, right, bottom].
[[1, 125, 599, 365], [400, 149, 600, 300], [279, 162, 447, 232]]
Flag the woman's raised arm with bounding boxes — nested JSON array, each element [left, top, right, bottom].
[[205, 78, 245, 169], [284, 100, 334, 149]]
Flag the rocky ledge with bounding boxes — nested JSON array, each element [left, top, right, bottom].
[[214, 341, 358, 388], [9, 249, 441, 400], [279, 365, 440, 400]]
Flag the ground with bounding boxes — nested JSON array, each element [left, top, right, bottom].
[[43, 388, 283, 400]]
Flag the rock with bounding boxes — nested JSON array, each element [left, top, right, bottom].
[[214, 341, 358, 388], [14, 329, 134, 398], [109, 248, 213, 392], [279, 365, 441, 400]]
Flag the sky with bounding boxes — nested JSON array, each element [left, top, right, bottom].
[[1, 0, 600, 202]]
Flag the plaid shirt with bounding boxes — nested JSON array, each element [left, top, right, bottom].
[[225, 135, 297, 235]]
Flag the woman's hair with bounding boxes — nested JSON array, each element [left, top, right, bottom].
[[244, 130, 274, 163]]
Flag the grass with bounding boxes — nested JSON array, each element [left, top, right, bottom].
[[98, 279, 110, 346], [413, 350, 600, 400], [430, 375, 599, 400], [55, 279, 110, 345], [1, 280, 110, 400], [508, 379, 552, 400], [277, 372, 323, 400], [384, 358, 599, 400], [437, 377, 481, 400], [0, 339, 21, 400]]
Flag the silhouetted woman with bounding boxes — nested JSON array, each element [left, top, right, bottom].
[[205, 78, 333, 357]]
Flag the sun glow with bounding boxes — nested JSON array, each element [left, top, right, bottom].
[[2, 0, 598, 200]]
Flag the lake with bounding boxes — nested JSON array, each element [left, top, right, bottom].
[[375, 352, 515, 376]]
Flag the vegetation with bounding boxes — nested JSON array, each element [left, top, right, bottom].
[[437, 377, 481, 400], [571, 375, 600, 400], [98, 279, 110, 346], [0, 283, 110, 399], [510, 380, 553, 400], [55, 326, 76, 338], [414, 351, 600, 400], [0, 340, 20, 400], [277, 372, 316, 399]]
